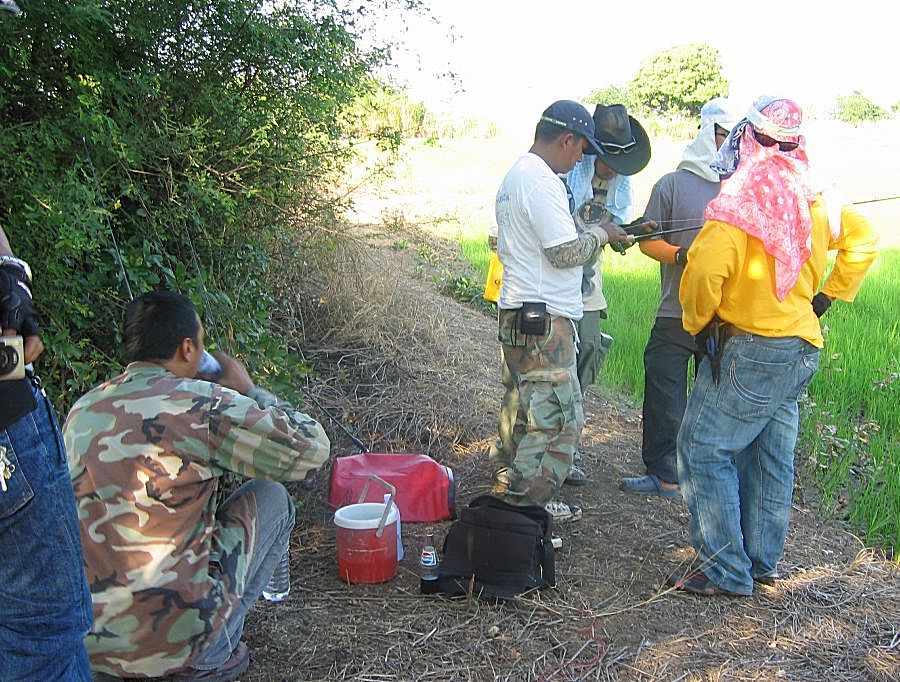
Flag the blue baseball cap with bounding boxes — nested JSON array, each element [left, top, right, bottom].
[[539, 100, 603, 155]]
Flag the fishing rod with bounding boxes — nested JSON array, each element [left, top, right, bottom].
[[616, 190, 899, 244], [632, 225, 704, 241], [852, 195, 900, 205], [301, 387, 369, 454], [610, 190, 898, 253]]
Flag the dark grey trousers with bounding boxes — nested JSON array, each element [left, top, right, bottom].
[[641, 317, 703, 484]]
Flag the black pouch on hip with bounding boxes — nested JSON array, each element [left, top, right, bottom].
[[0, 379, 37, 431], [518, 301, 549, 336]]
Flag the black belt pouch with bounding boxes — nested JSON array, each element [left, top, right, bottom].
[[518, 302, 549, 336]]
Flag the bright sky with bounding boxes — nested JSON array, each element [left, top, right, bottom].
[[383, 0, 897, 131]]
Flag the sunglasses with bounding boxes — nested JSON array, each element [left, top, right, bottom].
[[599, 137, 637, 155], [754, 131, 799, 152]]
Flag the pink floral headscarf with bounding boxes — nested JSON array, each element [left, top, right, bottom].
[[705, 97, 820, 300]]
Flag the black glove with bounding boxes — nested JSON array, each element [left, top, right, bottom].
[[0, 264, 40, 336], [811, 292, 833, 318], [674, 247, 689, 266], [621, 216, 660, 238]]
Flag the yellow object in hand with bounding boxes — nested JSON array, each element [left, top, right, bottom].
[[483, 252, 503, 303]]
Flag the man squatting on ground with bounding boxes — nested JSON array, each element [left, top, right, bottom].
[[64, 291, 330, 679], [565, 104, 652, 485], [619, 97, 738, 499], [668, 96, 878, 596], [0, 225, 93, 681], [490, 100, 635, 521]]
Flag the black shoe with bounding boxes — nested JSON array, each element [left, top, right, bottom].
[[753, 573, 779, 585], [563, 464, 590, 486], [172, 642, 250, 682]]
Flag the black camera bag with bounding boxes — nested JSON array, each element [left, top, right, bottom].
[[437, 494, 555, 599]]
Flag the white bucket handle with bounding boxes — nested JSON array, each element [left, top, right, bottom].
[[358, 475, 396, 538]]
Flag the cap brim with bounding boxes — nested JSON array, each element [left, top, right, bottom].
[[595, 116, 652, 176], [584, 135, 604, 155]]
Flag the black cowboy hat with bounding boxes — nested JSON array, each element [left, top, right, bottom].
[[591, 104, 651, 176]]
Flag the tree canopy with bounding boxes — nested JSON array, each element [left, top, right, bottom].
[[833, 91, 889, 124], [628, 43, 728, 116]]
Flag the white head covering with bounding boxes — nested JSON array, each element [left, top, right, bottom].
[[677, 97, 739, 182]]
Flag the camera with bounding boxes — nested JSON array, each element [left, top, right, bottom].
[[0, 335, 25, 381]]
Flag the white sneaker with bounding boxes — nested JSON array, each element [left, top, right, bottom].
[[544, 500, 582, 523]]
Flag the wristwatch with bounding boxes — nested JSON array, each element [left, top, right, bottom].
[[0, 255, 33, 284], [674, 247, 688, 266]]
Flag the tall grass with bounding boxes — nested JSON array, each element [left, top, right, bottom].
[[457, 237, 898, 552], [799, 249, 899, 551]]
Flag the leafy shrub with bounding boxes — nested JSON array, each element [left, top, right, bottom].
[[628, 43, 728, 117], [833, 91, 889, 124], [346, 79, 497, 140], [0, 0, 409, 412], [584, 84, 636, 110]]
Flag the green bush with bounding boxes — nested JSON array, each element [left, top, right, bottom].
[[0, 0, 406, 412], [346, 80, 497, 140], [833, 91, 889, 125], [628, 43, 728, 117], [584, 84, 636, 110]]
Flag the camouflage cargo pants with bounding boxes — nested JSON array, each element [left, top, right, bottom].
[[489, 309, 583, 506], [575, 308, 611, 393]]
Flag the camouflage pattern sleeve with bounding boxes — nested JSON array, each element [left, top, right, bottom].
[[544, 231, 602, 269], [208, 384, 330, 481], [61, 363, 331, 677]]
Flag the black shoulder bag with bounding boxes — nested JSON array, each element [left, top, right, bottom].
[[437, 495, 555, 599]]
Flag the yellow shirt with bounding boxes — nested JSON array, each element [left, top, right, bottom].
[[680, 197, 879, 348]]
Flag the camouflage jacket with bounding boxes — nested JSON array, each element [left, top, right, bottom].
[[63, 362, 330, 677]]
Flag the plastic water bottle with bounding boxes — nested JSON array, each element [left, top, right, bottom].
[[419, 532, 439, 594], [262, 551, 290, 602], [384, 493, 404, 561], [196, 351, 223, 381]]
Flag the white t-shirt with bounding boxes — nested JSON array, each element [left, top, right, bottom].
[[495, 153, 583, 320]]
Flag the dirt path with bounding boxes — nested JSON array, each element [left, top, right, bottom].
[[239, 233, 898, 681]]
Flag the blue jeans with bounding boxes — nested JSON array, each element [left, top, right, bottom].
[[676, 335, 819, 594], [189, 480, 295, 669], [0, 382, 92, 681]]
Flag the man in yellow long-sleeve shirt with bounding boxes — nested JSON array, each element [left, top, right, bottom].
[[669, 97, 878, 596]]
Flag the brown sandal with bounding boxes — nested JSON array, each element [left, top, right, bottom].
[[666, 569, 742, 597]]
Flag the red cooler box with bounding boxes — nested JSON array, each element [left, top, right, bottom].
[[329, 453, 456, 522]]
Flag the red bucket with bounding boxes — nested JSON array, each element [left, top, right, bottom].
[[335, 502, 399, 584]]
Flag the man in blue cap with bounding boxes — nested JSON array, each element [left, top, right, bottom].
[[490, 100, 634, 523]]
